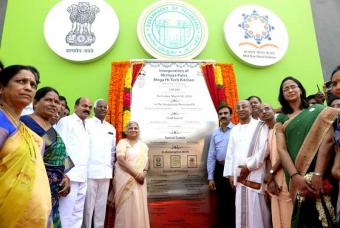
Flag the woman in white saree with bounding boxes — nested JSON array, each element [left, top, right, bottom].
[[113, 121, 150, 228]]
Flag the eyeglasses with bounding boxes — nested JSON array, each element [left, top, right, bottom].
[[282, 84, 298, 93]]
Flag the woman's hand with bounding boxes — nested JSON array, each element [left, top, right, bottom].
[[292, 175, 316, 197], [58, 175, 71, 197], [134, 172, 146, 185], [311, 174, 323, 198]]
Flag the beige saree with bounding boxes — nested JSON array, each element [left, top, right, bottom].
[[113, 139, 150, 228]]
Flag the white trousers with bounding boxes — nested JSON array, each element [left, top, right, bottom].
[[82, 179, 110, 228], [59, 181, 87, 228]]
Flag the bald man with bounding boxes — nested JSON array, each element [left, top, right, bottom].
[[55, 97, 92, 228], [223, 100, 270, 228]]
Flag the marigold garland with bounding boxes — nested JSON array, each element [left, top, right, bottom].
[[216, 63, 239, 124], [106, 61, 129, 142], [122, 67, 132, 133]]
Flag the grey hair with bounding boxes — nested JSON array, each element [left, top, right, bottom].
[[94, 99, 107, 109], [125, 121, 140, 136]]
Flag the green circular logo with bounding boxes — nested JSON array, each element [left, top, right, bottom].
[[138, 0, 208, 59]]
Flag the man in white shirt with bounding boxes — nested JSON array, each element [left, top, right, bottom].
[[55, 97, 92, 228], [223, 100, 270, 228], [82, 99, 116, 228]]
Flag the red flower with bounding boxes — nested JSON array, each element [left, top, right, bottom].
[[123, 92, 131, 107], [323, 179, 332, 194]]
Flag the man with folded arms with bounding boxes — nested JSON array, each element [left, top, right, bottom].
[[223, 100, 270, 228], [260, 103, 292, 228]]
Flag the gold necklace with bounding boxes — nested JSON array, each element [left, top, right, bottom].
[[0, 105, 36, 161], [0, 104, 20, 127]]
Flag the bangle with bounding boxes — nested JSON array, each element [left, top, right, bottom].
[[290, 172, 299, 178], [313, 172, 322, 177]]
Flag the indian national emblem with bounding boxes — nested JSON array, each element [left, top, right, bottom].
[[66, 2, 100, 46]]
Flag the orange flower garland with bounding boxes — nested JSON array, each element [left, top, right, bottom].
[[216, 63, 239, 124], [106, 61, 130, 142]]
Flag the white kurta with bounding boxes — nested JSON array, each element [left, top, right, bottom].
[[82, 117, 116, 228], [223, 118, 270, 228], [55, 113, 90, 228]]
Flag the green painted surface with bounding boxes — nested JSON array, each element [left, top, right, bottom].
[[0, 0, 322, 109]]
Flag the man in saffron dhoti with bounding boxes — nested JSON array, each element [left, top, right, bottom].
[[260, 104, 292, 228], [223, 100, 271, 228]]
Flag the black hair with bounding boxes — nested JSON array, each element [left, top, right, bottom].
[[306, 94, 316, 101], [247, 95, 262, 103], [34, 87, 59, 102], [0, 60, 4, 70], [278, 76, 309, 114], [330, 65, 340, 81], [0, 65, 40, 86], [217, 103, 232, 115], [328, 94, 340, 106], [75, 97, 82, 106], [59, 95, 67, 104]]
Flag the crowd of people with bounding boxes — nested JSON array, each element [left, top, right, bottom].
[[0, 59, 340, 228], [208, 70, 340, 228], [0, 62, 149, 228]]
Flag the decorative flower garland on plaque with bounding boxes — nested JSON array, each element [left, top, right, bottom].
[[107, 62, 238, 141], [122, 67, 132, 133]]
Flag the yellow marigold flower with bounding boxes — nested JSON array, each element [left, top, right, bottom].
[[123, 110, 130, 130], [214, 66, 223, 86], [124, 68, 132, 89]]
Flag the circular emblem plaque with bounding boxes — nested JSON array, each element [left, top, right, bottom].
[[44, 0, 119, 62], [137, 0, 208, 60], [224, 5, 288, 67]]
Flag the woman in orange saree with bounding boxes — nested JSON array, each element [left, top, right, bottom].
[[113, 121, 150, 228], [0, 65, 51, 227]]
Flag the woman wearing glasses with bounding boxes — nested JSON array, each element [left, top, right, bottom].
[[276, 76, 339, 228]]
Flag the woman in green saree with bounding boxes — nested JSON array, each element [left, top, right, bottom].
[[21, 87, 71, 228], [276, 76, 338, 227]]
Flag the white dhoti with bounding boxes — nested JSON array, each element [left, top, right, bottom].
[[59, 181, 87, 228], [236, 185, 270, 228], [224, 119, 271, 228], [82, 179, 110, 228]]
